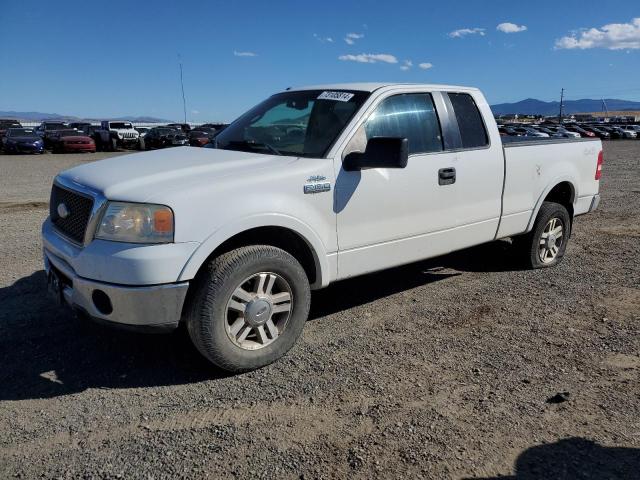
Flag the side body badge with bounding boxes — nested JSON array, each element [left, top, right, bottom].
[[304, 175, 331, 194]]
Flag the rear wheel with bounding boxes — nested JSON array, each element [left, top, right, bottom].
[[185, 245, 311, 372], [515, 201, 571, 269]]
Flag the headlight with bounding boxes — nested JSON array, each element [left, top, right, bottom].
[[95, 202, 174, 243]]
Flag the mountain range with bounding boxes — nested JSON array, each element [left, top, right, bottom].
[[0, 110, 174, 123], [490, 98, 640, 116], [4, 98, 640, 122]]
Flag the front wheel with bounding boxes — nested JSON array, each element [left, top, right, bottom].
[[515, 201, 571, 269], [185, 245, 311, 372]]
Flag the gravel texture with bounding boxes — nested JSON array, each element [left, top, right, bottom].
[[0, 143, 639, 479]]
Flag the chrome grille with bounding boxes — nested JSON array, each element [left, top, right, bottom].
[[50, 185, 94, 244]]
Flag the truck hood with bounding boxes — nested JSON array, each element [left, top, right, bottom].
[[58, 147, 297, 203], [61, 136, 92, 142]]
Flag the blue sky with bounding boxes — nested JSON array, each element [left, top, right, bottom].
[[1, 0, 639, 122]]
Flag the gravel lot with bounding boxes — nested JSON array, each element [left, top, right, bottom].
[[1, 143, 639, 479]]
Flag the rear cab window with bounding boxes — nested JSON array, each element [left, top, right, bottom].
[[446, 92, 489, 149]]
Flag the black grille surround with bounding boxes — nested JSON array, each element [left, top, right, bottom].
[[50, 184, 94, 244]]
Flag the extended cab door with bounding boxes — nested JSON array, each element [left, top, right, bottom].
[[334, 89, 503, 280], [438, 91, 504, 242], [334, 90, 460, 279]]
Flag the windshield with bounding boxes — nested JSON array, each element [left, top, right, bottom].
[[214, 89, 369, 157], [59, 130, 82, 137], [7, 128, 36, 137], [110, 122, 132, 129], [45, 123, 67, 130]]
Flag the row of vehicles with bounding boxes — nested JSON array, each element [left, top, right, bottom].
[[0, 118, 227, 154], [498, 123, 639, 140]]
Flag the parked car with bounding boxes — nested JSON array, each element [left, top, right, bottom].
[[553, 127, 581, 138], [513, 127, 549, 138], [499, 126, 522, 136], [188, 128, 217, 146], [199, 123, 228, 132], [582, 126, 610, 140], [615, 127, 638, 139], [135, 126, 151, 137], [1, 128, 44, 154], [599, 126, 624, 139], [43, 83, 602, 372], [49, 129, 96, 153], [565, 125, 596, 138], [535, 127, 564, 138], [68, 122, 92, 131], [82, 125, 113, 151], [35, 121, 69, 148], [0, 119, 22, 139], [141, 127, 189, 149], [167, 123, 191, 133], [100, 121, 140, 149]]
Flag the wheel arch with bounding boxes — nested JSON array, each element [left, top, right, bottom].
[[526, 178, 577, 232], [178, 215, 331, 289]]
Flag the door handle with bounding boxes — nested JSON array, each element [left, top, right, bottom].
[[438, 167, 456, 185]]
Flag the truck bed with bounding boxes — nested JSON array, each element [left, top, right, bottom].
[[496, 136, 601, 239], [501, 136, 598, 147]]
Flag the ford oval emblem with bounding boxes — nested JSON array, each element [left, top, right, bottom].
[[57, 203, 70, 219]]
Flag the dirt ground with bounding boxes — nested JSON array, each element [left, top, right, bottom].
[[0, 143, 639, 479]]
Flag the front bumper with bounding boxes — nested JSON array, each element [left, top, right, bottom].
[[62, 144, 96, 152], [44, 249, 189, 330], [5, 143, 44, 153], [574, 193, 601, 217]]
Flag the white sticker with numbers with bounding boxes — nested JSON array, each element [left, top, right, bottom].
[[317, 91, 354, 102]]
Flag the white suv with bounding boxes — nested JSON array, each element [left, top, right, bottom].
[[101, 121, 140, 148]]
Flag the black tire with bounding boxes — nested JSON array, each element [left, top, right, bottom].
[[138, 138, 145, 150], [515, 201, 571, 269], [111, 138, 118, 151], [185, 245, 311, 372]]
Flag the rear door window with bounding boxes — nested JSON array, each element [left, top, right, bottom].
[[447, 93, 488, 149]]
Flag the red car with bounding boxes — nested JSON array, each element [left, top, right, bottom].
[[50, 129, 96, 153], [188, 128, 216, 146]]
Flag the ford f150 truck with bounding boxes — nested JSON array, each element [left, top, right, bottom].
[[43, 83, 602, 372]]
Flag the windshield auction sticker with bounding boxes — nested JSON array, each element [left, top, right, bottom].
[[317, 91, 355, 102]]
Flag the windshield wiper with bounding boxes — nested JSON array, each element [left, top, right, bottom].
[[223, 140, 282, 156]]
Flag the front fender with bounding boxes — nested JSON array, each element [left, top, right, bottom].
[[177, 213, 333, 289]]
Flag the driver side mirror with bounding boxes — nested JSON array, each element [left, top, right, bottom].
[[343, 137, 408, 171]]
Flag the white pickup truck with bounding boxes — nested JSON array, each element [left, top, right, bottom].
[[43, 83, 602, 372]]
